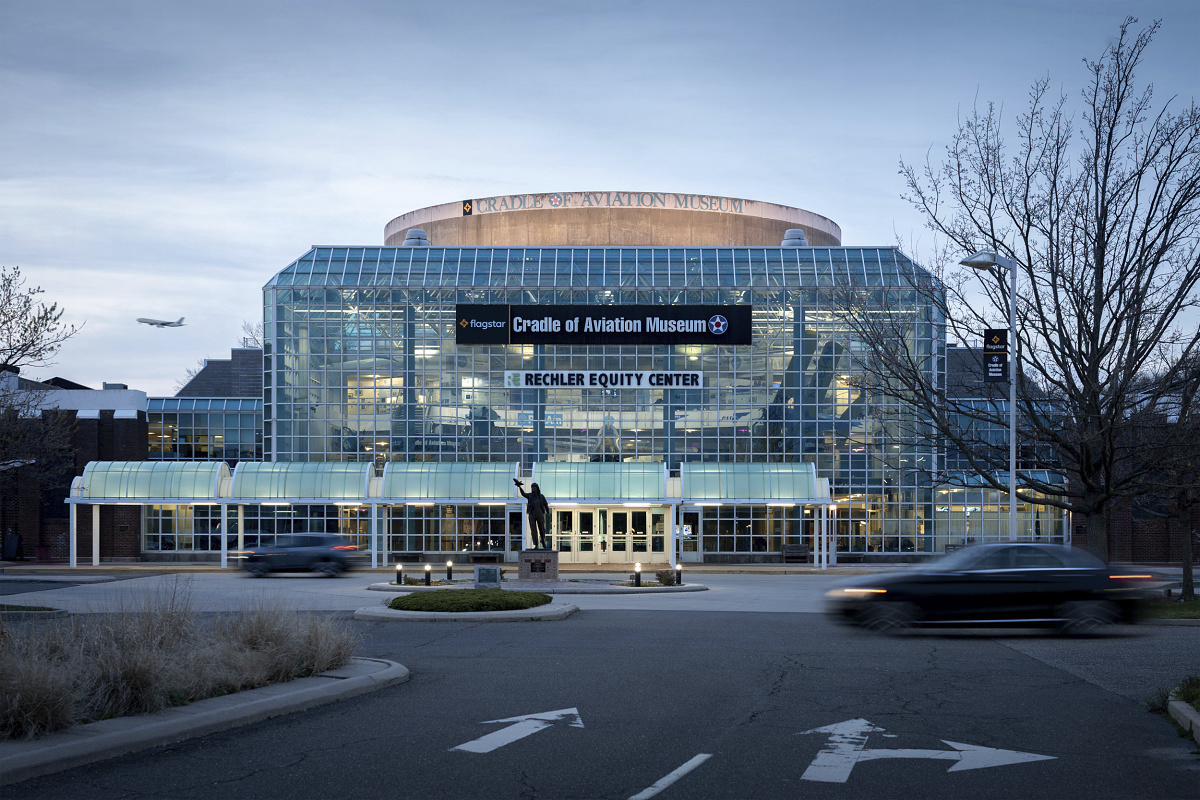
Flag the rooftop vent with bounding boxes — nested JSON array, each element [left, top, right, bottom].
[[401, 228, 431, 247], [103, 383, 128, 390], [780, 228, 809, 247]]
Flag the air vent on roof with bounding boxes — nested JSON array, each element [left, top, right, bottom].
[[780, 228, 809, 247], [401, 228, 431, 247]]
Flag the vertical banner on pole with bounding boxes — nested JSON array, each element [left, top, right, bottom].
[[983, 328, 1009, 382]]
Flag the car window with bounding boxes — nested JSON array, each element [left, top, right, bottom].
[[969, 547, 1015, 570], [1013, 547, 1065, 568]]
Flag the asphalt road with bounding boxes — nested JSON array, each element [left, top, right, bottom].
[[6, 610, 1198, 800]]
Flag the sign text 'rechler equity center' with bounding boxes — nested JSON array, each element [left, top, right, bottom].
[[456, 305, 752, 346], [504, 371, 703, 389]]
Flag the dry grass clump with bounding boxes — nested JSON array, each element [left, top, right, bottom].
[[0, 579, 358, 740]]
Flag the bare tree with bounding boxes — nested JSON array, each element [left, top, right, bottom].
[[0, 266, 80, 550], [239, 319, 264, 349], [843, 19, 1200, 560], [0, 265, 79, 373]]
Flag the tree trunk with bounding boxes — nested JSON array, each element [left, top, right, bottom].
[[1181, 499, 1195, 601], [1084, 506, 1110, 562]]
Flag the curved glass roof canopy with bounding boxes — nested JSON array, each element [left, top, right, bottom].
[[681, 462, 829, 504], [381, 462, 519, 503], [75, 461, 229, 502], [532, 462, 667, 504], [232, 462, 372, 502]]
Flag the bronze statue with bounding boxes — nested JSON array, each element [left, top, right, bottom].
[[514, 479, 550, 549]]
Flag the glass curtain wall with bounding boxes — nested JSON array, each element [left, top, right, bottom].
[[264, 246, 950, 554]]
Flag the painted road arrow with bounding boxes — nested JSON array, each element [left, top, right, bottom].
[[799, 718, 1055, 782], [451, 707, 584, 754]]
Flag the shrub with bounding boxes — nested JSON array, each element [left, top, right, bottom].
[[655, 570, 676, 586], [0, 579, 359, 740], [389, 589, 551, 613]]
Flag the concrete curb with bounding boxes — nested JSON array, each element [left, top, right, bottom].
[[0, 657, 410, 788], [354, 603, 579, 622], [1143, 618, 1200, 626], [1167, 700, 1200, 747], [367, 582, 707, 595], [0, 608, 68, 621]]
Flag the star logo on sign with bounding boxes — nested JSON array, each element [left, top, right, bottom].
[[548, 193, 564, 207], [708, 315, 728, 335], [460, 319, 469, 328]]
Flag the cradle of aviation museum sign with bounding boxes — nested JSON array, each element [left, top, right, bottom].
[[456, 304, 752, 346]]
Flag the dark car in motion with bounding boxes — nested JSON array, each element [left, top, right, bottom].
[[234, 534, 362, 577], [825, 543, 1153, 634]]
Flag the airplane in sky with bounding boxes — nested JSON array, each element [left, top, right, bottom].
[[137, 317, 185, 328]]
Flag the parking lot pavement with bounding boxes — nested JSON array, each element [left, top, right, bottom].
[[0, 571, 851, 614]]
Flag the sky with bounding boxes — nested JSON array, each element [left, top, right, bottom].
[[2, 0, 1197, 396]]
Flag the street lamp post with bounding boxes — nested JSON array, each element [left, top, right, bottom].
[[960, 249, 1018, 541]]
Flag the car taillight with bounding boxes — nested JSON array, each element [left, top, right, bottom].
[[330, 545, 358, 551], [1109, 574, 1152, 580]]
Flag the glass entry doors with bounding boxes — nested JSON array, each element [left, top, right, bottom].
[[553, 507, 667, 564]]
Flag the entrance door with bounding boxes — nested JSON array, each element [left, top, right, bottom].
[[553, 509, 597, 564], [577, 511, 595, 562], [679, 510, 702, 563], [555, 509, 574, 559], [608, 511, 629, 562]]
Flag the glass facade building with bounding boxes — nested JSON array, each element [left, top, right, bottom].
[[263, 245, 960, 560], [148, 398, 263, 463]]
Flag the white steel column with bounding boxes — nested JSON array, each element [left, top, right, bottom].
[[69, 502, 77, 568], [370, 503, 378, 569], [237, 505, 245, 552], [220, 503, 228, 569], [92, 505, 100, 567], [668, 504, 678, 569], [818, 505, 827, 570]]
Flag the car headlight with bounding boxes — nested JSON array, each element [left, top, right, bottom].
[[825, 587, 888, 598]]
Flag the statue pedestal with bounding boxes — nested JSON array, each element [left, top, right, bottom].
[[518, 550, 559, 581]]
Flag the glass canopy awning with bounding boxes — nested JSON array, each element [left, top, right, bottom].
[[72, 461, 230, 503], [532, 462, 667, 504], [231, 462, 371, 502], [681, 462, 830, 504], [381, 462, 519, 503]]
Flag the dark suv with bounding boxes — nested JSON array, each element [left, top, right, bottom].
[[235, 534, 361, 577]]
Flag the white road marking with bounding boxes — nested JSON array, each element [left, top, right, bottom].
[[451, 707, 583, 754], [799, 719, 1055, 782], [628, 754, 713, 800]]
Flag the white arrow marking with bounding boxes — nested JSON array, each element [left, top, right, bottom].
[[799, 719, 1055, 782], [451, 707, 584, 753]]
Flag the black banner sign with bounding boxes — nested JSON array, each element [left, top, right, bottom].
[[983, 328, 1009, 382], [455, 304, 752, 346], [462, 200, 473, 216]]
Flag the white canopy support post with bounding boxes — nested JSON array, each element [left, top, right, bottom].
[[668, 503, 678, 569], [69, 501, 77, 568], [219, 503, 228, 569], [92, 505, 100, 567], [237, 505, 245, 552], [370, 503, 378, 569]]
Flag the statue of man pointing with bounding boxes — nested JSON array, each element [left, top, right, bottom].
[[514, 479, 550, 549]]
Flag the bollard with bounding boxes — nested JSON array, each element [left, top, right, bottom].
[[676, 564, 683, 586], [395, 564, 403, 586], [634, 562, 642, 587], [446, 560, 454, 581], [424, 564, 432, 586]]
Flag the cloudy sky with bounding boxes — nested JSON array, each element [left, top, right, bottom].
[[2, 0, 1196, 395]]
